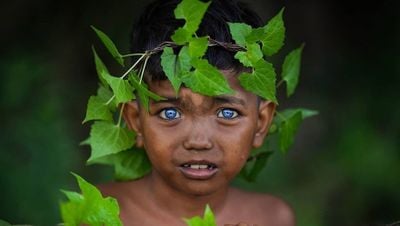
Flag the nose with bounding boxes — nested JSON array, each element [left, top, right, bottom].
[[183, 119, 213, 151]]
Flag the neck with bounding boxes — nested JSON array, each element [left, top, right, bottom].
[[144, 170, 230, 219]]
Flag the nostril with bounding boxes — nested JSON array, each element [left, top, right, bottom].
[[183, 138, 213, 150], [183, 134, 213, 150], [183, 120, 213, 150]]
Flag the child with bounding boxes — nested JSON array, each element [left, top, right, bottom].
[[99, 0, 295, 225]]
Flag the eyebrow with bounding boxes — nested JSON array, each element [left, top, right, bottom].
[[214, 96, 246, 106], [150, 95, 246, 106]]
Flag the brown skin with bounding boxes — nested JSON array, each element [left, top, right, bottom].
[[99, 70, 295, 226]]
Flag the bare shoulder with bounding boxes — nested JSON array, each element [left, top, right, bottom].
[[97, 178, 147, 207], [97, 180, 128, 197], [97, 178, 152, 224], [228, 188, 296, 226]]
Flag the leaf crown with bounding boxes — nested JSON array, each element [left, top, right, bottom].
[[82, 0, 317, 182]]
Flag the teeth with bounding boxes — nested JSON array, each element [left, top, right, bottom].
[[184, 164, 213, 169], [190, 164, 207, 169]]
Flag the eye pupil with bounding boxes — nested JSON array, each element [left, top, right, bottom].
[[165, 109, 177, 119], [159, 108, 181, 120], [222, 109, 234, 118]]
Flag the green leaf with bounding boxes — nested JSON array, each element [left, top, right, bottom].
[[178, 46, 192, 73], [173, 0, 211, 43], [161, 47, 182, 94], [129, 72, 165, 110], [185, 205, 217, 226], [261, 8, 285, 56], [247, 152, 273, 181], [269, 123, 278, 134], [91, 26, 124, 66], [97, 84, 117, 111], [88, 148, 152, 181], [88, 121, 135, 161], [245, 27, 265, 44], [83, 95, 113, 123], [188, 36, 209, 58], [299, 108, 319, 118], [271, 108, 318, 153], [102, 72, 135, 104], [279, 110, 302, 153], [238, 60, 277, 103], [235, 52, 252, 67], [171, 28, 192, 45], [80, 137, 91, 146], [92, 46, 109, 87], [60, 189, 84, 202], [228, 22, 252, 47], [282, 44, 304, 97], [60, 173, 122, 226], [234, 43, 263, 67], [238, 138, 274, 182], [183, 59, 234, 96], [185, 217, 203, 226], [280, 108, 318, 121], [203, 205, 216, 225]]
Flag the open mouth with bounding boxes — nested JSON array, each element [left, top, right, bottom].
[[181, 163, 217, 170], [178, 162, 218, 180]]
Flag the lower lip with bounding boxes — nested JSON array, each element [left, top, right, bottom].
[[178, 167, 218, 180]]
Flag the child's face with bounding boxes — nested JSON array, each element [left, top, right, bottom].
[[124, 70, 275, 195]]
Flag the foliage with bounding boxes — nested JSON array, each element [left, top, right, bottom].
[[184, 205, 217, 226], [60, 173, 122, 226], [60, 0, 317, 224], [60, 174, 217, 226], [88, 148, 151, 181], [81, 0, 316, 182]]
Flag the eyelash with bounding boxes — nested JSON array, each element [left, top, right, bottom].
[[217, 108, 239, 120]]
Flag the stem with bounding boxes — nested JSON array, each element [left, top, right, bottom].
[[277, 79, 284, 88], [121, 53, 145, 58], [117, 103, 125, 127], [105, 95, 115, 105], [139, 55, 150, 84], [121, 53, 147, 79]]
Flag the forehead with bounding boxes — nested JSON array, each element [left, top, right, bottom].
[[146, 70, 258, 106]]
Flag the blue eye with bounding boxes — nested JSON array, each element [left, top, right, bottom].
[[217, 108, 239, 119], [159, 108, 181, 120]]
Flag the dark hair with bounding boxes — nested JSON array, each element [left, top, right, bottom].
[[130, 0, 263, 81]]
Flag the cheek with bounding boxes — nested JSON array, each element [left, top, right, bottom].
[[141, 119, 191, 172], [220, 137, 251, 162], [142, 125, 177, 163], [217, 121, 256, 152], [216, 123, 255, 176]]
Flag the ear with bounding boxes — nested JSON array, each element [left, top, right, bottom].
[[123, 101, 144, 148], [252, 100, 276, 148]]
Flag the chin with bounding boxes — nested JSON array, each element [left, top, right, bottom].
[[177, 179, 227, 197]]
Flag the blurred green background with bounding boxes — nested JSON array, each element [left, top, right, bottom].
[[0, 0, 399, 225]]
